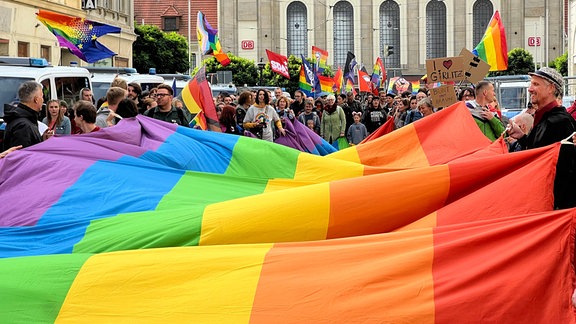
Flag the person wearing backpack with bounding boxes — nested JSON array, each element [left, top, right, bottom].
[[143, 84, 189, 127]]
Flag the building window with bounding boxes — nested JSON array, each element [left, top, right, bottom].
[[0, 39, 8, 56], [287, 1, 307, 57], [117, 0, 125, 13], [99, 0, 110, 9], [115, 57, 129, 67], [379, 1, 400, 69], [333, 1, 354, 67], [163, 17, 179, 31], [426, 0, 447, 59], [473, 0, 494, 47], [17, 42, 29, 57], [41, 45, 51, 62], [191, 53, 197, 70]]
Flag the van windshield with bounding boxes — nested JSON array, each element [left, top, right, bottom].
[[0, 77, 34, 110], [499, 87, 528, 111]]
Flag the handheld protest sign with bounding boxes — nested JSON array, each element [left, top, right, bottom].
[[459, 48, 491, 84], [425, 57, 465, 83], [430, 85, 458, 108]]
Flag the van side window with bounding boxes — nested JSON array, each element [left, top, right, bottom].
[[41, 79, 51, 103], [55, 77, 90, 106]]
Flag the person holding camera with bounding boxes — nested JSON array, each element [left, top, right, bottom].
[[243, 89, 285, 141]]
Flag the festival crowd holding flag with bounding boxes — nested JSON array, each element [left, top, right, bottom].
[[5, 9, 576, 321]]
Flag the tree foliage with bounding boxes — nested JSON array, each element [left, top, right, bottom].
[[488, 48, 534, 76], [199, 53, 259, 87], [549, 52, 568, 76], [133, 24, 189, 74]]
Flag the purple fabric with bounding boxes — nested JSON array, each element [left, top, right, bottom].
[[0, 117, 176, 226], [277, 118, 336, 155], [274, 118, 308, 152]]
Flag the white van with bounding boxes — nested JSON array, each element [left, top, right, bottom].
[[210, 83, 238, 97], [486, 75, 530, 119], [160, 74, 192, 97], [0, 57, 92, 112], [87, 67, 165, 101]]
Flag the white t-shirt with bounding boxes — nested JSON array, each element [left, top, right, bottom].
[[243, 105, 280, 142]]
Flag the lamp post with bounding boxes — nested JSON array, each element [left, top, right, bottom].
[[257, 58, 265, 86]]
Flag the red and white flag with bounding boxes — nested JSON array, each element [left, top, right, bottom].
[[266, 49, 290, 79], [358, 69, 372, 93]]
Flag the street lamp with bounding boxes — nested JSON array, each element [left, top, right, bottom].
[[257, 58, 265, 86]]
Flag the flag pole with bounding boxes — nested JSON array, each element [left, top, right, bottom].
[[188, 0, 191, 74], [315, 52, 320, 99]]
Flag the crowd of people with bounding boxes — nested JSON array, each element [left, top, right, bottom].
[[2, 67, 576, 161], [214, 86, 439, 146]]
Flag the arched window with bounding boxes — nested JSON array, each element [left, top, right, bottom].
[[333, 1, 354, 67], [473, 0, 494, 47], [379, 0, 400, 68], [287, 1, 308, 57], [426, 0, 447, 59]]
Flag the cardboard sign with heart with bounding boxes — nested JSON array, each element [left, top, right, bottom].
[[425, 56, 465, 83]]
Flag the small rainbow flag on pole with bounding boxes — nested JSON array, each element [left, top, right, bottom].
[[371, 57, 386, 95], [316, 75, 335, 96], [36, 10, 120, 63], [312, 46, 329, 74], [333, 67, 343, 93], [181, 66, 221, 131], [472, 10, 508, 71], [197, 11, 230, 66]]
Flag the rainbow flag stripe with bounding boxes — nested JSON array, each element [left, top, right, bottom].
[[472, 10, 508, 71], [1, 208, 573, 322]]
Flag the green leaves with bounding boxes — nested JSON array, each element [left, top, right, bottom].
[[133, 24, 189, 74]]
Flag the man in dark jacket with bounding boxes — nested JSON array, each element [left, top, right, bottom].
[[289, 90, 306, 116], [507, 67, 575, 149], [507, 67, 576, 210], [2, 81, 44, 150], [341, 91, 363, 135]]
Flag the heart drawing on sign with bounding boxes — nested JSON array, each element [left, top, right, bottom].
[[443, 60, 453, 69]]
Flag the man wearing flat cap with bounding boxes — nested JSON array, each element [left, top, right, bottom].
[[507, 67, 575, 148], [508, 67, 576, 210]]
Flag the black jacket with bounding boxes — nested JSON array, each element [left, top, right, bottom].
[[2, 103, 42, 150], [517, 106, 576, 209], [518, 106, 576, 149]]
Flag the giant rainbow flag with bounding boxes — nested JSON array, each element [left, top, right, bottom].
[[472, 10, 508, 71], [1, 101, 575, 321]]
